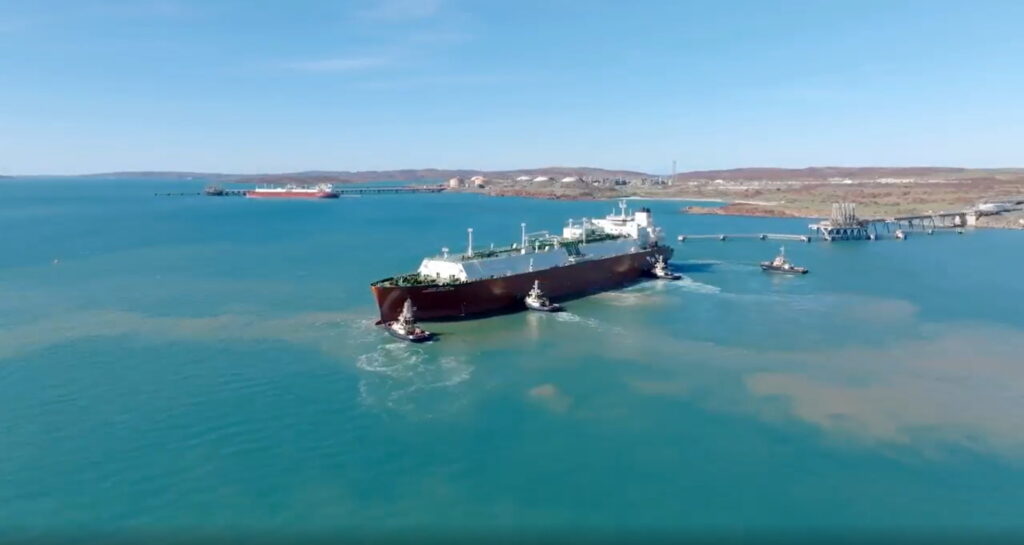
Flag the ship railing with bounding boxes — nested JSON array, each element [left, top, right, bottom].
[[438, 231, 629, 263], [372, 273, 475, 288], [372, 274, 434, 287]]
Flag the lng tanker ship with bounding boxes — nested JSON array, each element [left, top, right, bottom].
[[370, 201, 674, 322], [245, 183, 338, 199]]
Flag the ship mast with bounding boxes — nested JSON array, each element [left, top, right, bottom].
[[467, 228, 474, 257]]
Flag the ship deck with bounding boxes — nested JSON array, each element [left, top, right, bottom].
[[371, 232, 631, 288], [447, 232, 626, 262]]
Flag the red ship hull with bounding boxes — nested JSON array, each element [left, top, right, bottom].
[[371, 246, 673, 322], [245, 191, 339, 199]]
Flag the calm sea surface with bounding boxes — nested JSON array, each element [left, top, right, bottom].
[[2, 178, 1023, 539]]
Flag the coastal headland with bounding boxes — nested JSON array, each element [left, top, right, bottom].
[[440, 166, 1024, 229], [29, 166, 1024, 228]]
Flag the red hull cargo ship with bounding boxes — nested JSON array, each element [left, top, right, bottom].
[[370, 201, 674, 322], [245, 183, 339, 199]]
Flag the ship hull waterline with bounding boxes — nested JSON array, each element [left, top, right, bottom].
[[371, 246, 673, 323], [244, 191, 339, 199]]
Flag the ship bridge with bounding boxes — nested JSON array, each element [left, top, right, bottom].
[[563, 200, 655, 243]]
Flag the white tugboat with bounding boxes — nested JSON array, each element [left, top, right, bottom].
[[760, 246, 808, 275], [651, 254, 681, 280], [380, 299, 434, 342], [524, 280, 563, 312]]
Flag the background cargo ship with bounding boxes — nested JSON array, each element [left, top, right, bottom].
[[245, 183, 338, 199], [370, 201, 673, 322]]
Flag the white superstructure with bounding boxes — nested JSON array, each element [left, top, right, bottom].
[[249, 183, 334, 193], [416, 201, 664, 283], [977, 202, 1014, 213]]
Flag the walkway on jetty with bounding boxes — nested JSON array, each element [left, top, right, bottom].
[[336, 185, 446, 195], [677, 233, 812, 243]]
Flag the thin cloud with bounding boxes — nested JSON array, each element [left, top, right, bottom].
[[285, 56, 391, 73], [406, 29, 472, 46], [352, 73, 512, 89], [356, 0, 443, 20]]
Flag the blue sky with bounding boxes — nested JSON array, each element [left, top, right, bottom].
[[1, 0, 1023, 174]]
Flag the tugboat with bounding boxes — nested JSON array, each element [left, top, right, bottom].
[[379, 299, 434, 343], [651, 254, 681, 280], [760, 246, 808, 275], [524, 281, 563, 312]]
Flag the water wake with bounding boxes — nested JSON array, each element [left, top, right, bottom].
[[681, 259, 755, 273], [356, 342, 428, 376], [592, 289, 662, 307], [673, 276, 722, 294], [550, 311, 624, 334], [355, 344, 473, 414]]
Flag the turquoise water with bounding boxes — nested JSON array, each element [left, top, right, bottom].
[[2, 179, 1024, 539]]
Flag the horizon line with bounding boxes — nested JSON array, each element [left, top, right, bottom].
[[6, 164, 1024, 178]]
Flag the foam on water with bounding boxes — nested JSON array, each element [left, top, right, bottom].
[[680, 259, 756, 273], [552, 312, 582, 323], [592, 289, 663, 307], [552, 312, 603, 327], [672, 275, 722, 294], [551, 311, 624, 334], [355, 342, 428, 376], [355, 344, 473, 414]]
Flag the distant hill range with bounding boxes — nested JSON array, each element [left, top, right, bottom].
[[671, 167, 1024, 182], [27, 166, 1024, 183], [55, 167, 652, 183], [242, 167, 658, 184]]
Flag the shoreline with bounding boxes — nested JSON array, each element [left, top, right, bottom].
[[682, 203, 818, 220], [621, 196, 727, 203], [463, 188, 1024, 229]]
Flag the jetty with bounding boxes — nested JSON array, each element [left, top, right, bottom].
[[678, 201, 982, 243], [809, 202, 969, 241], [677, 233, 812, 243]]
